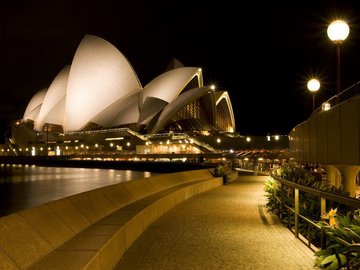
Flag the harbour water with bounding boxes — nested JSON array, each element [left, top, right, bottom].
[[0, 164, 157, 217]]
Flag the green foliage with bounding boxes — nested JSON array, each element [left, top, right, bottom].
[[315, 253, 347, 270], [315, 210, 360, 269], [213, 165, 224, 177], [264, 162, 357, 267]]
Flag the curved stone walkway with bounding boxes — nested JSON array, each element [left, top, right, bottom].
[[115, 175, 319, 269]]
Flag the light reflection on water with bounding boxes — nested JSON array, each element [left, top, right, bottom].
[[0, 164, 156, 217]]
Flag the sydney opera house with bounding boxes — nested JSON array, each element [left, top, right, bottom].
[[9, 34, 236, 157]]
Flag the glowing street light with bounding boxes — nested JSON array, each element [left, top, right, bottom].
[[327, 19, 350, 103], [307, 78, 320, 111]]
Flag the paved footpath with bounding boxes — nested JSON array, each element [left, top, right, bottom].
[[115, 175, 319, 270]]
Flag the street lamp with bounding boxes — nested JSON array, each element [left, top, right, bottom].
[[307, 78, 320, 112], [327, 19, 350, 103]]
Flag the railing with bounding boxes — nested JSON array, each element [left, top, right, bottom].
[[269, 170, 360, 251], [312, 81, 360, 116]]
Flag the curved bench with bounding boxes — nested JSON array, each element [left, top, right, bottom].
[[0, 168, 223, 270]]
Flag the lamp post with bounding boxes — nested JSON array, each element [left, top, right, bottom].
[[327, 20, 350, 104], [307, 79, 320, 112]]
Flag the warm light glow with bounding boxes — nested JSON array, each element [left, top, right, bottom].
[[327, 20, 350, 43], [307, 79, 320, 92], [322, 102, 331, 111], [105, 137, 124, 141], [274, 135, 280, 141], [210, 84, 216, 90], [216, 138, 221, 143], [246, 137, 251, 142]]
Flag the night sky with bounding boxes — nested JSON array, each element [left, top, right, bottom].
[[1, 0, 360, 142]]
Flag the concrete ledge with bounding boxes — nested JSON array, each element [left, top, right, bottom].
[[226, 170, 239, 183], [0, 168, 222, 270]]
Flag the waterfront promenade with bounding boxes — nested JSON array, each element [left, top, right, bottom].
[[115, 174, 318, 269]]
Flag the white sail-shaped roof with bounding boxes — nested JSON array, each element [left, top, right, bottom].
[[23, 89, 47, 122], [89, 90, 141, 127], [138, 67, 203, 128], [64, 34, 142, 132], [34, 66, 69, 130], [111, 91, 141, 126], [215, 91, 236, 131], [21, 34, 236, 135], [150, 86, 215, 134], [141, 67, 202, 105]]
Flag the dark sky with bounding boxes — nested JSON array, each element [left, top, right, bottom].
[[1, 0, 360, 140]]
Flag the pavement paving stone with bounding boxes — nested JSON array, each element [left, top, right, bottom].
[[115, 175, 320, 270]]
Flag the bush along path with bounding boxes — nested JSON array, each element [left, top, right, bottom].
[[264, 162, 360, 269], [315, 210, 360, 269]]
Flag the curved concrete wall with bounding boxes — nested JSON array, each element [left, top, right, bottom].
[[289, 96, 360, 196], [289, 95, 360, 165], [0, 168, 221, 269]]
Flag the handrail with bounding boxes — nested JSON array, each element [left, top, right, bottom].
[[269, 169, 360, 256], [270, 171, 360, 209], [311, 81, 360, 116]]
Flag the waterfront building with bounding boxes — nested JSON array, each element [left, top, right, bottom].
[[9, 35, 236, 158]]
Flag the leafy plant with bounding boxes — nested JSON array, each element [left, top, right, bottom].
[[213, 165, 224, 177], [264, 162, 352, 250], [315, 210, 360, 269]]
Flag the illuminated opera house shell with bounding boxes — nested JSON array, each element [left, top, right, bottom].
[[23, 34, 235, 134]]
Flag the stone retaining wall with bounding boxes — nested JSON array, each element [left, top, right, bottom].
[[0, 169, 223, 269]]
